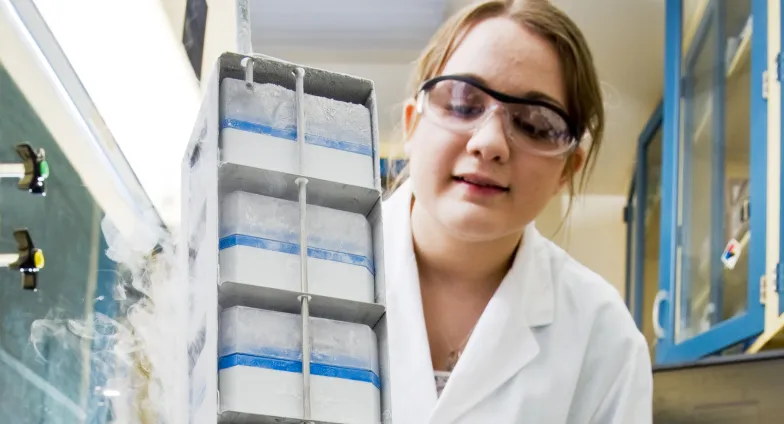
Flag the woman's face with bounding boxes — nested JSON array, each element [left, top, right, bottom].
[[405, 16, 584, 242]]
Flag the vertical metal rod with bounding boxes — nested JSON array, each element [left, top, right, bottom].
[[294, 67, 306, 175], [0, 253, 19, 267], [241, 56, 254, 88], [296, 178, 311, 422], [0, 163, 24, 179], [294, 66, 312, 423], [296, 179, 309, 295]]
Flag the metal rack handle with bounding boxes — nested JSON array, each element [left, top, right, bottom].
[[241, 56, 254, 89], [294, 67, 306, 175], [293, 66, 312, 423]]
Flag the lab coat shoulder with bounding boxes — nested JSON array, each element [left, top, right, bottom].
[[381, 189, 414, 266], [541, 239, 653, 423]]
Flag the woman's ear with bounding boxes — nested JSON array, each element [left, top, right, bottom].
[[558, 147, 585, 192], [402, 100, 417, 156], [403, 100, 417, 135]]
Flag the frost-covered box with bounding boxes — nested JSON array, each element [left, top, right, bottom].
[[181, 52, 392, 424]]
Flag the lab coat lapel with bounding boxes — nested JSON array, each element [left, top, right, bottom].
[[430, 225, 555, 424], [383, 182, 439, 423]]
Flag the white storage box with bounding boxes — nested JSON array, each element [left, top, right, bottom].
[[219, 191, 375, 303], [219, 77, 375, 189], [219, 306, 381, 423], [183, 53, 391, 423]]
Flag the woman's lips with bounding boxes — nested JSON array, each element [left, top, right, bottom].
[[453, 175, 509, 195]]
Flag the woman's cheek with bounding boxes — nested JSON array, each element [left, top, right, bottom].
[[510, 160, 566, 209], [412, 136, 461, 187]]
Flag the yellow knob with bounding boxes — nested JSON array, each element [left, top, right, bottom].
[[33, 249, 44, 269]]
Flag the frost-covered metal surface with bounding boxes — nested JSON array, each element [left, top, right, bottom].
[[221, 79, 373, 151], [182, 62, 221, 424]]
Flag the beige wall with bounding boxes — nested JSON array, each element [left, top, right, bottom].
[[159, 0, 187, 38], [537, 194, 628, 297], [642, 258, 659, 348]]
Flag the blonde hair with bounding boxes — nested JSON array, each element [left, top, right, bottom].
[[387, 0, 604, 203]]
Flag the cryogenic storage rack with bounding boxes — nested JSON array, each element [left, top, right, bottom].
[[181, 52, 391, 424]]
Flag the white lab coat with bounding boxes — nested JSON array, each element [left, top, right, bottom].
[[382, 181, 653, 424]]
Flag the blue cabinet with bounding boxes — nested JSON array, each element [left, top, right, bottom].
[[779, 0, 784, 318], [653, 0, 768, 364]]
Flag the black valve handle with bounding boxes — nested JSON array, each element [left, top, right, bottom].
[[7, 228, 44, 290], [15, 143, 49, 195]]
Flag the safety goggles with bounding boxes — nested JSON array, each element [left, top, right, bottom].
[[416, 75, 579, 157]]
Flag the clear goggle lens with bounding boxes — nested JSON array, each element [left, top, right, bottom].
[[418, 77, 578, 156]]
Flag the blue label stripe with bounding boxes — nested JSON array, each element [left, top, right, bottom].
[[221, 346, 370, 371], [220, 118, 373, 157], [219, 234, 374, 275], [218, 353, 381, 390]]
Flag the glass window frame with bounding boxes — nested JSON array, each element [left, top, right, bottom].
[[0, 0, 163, 419], [0, 0, 161, 234]]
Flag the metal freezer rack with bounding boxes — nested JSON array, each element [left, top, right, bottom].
[[181, 52, 392, 424]]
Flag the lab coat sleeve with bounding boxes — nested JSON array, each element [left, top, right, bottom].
[[588, 333, 653, 424]]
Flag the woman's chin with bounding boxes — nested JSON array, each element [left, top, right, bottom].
[[438, 210, 510, 242]]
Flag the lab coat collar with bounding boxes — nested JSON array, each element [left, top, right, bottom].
[[384, 180, 440, 422], [384, 180, 556, 423]]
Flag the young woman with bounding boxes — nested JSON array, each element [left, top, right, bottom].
[[382, 0, 652, 423]]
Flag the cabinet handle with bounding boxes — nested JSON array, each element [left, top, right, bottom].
[[653, 290, 668, 339]]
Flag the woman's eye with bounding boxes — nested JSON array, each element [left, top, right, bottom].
[[513, 119, 574, 149], [513, 118, 552, 141], [511, 107, 570, 146], [446, 103, 483, 118]]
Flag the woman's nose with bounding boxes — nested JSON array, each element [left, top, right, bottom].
[[465, 108, 511, 163]]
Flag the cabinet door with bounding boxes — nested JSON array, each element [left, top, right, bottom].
[[627, 104, 664, 339], [656, 0, 768, 364], [635, 106, 665, 355], [0, 1, 160, 422], [779, 0, 784, 317]]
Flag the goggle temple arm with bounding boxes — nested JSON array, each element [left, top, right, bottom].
[[415, 92, 426, 114]]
